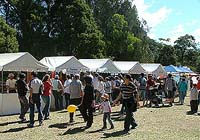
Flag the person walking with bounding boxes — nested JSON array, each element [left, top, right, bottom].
[[178, 78, 188, 105], [113, 74, 138, 132], [16, 73, 29, 122], [52, 75, 64, 110], [101, 93, 114, 130], [69, 74, 83, 123], [81, 76, 95, 128], [165, 74, 176, 106], [138, 73, 147, 107], [42, 74, 52, 120], [27, 72, 44, 128], [63, 75, 72, 109]]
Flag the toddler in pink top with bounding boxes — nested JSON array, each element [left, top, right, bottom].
[[100, 94, 114, 130]]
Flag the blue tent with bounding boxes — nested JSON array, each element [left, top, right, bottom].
[[164, 65, 193, 73], [164, 65, 182, 73], [178, 66, 193, 73]]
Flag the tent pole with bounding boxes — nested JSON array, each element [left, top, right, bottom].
[[1, 70, 3, 94]]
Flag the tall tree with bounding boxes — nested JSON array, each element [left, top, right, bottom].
[[156, 45, 176, 66], [0, 17, 18, 53], [50, 0, 105, 58], [106, 14, 140, 60], [174, 34, 197, 65]]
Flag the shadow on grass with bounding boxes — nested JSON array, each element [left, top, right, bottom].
[[62, 126, 85, 135], [1, 126, 28, 133], [49, 121, 84, 129], [0, 120, 29, 126], [49, 123, 69, 129], [101, 130, 130, 138], [111, 116, 124, 122], [88, 128, 104, 133], [57, 110, 68, 113]]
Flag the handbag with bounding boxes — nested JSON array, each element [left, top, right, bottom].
[[39, 85, 43, 95], [131, 102, 137, 112]]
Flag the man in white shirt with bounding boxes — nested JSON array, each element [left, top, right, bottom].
[[64, 75, 72, 108], [27, 72, 44, 128]]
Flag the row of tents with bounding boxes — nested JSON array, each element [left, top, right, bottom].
[[0, 52, 194, 78], [0, 52, 195, 115]]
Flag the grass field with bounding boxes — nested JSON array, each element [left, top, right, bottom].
[[0, 96, 200, 140]]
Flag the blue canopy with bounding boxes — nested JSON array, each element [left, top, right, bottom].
[[164, 65, 193, 73], [164, 65, 182, 72], [178, 66, 193, 73]]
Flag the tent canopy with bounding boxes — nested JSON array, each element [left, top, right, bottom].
[[79, 59, 120, 74], [113, 61, 146, 74], [40, 56, 88, 73], [0, 52, 48, 72], [164, 65, 193, 73], [141, 63, 166, 77], [164, 65, 182, 73]]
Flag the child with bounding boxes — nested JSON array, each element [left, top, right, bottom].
[[190, 84, 198, 114], [100, 93, 114, 130]]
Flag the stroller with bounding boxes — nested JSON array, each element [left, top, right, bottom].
[[149, 84, 164, 107]]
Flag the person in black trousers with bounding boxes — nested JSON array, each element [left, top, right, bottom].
[[81, 76, 95, 129], [16, 73, 29, 122], [113, 74, 138, 132]]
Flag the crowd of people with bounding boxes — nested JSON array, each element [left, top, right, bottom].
[[3, 71, 200, 132]]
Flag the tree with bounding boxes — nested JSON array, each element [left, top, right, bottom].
[[174, 34, 197, 65], [106, 14, 140, 60], [156, 45, 176, 66], [0, 17, 18, 53], [50, 0, 105, 58]]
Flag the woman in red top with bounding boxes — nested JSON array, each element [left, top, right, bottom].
[[42, 74, 52, 120], [146, 75, 155, 107]]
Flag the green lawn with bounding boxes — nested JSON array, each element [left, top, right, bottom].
[[0, 96, 200, 140]]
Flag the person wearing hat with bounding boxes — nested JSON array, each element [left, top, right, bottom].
[[6, 73, 17, 93], [16, 73, 29, 122], [100, 93, 114, 130], [113, 74, 138, 132]]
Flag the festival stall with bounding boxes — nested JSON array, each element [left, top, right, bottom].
[[79, 59, 120, 74], [113, 61, 146, 74], [0, 52, 48, 115], [40, 56, 89, 74], [141, 63, 166, 77]]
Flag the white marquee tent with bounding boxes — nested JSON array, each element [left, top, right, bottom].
[[0, 52, 48, 115], [113, 61, 146, 74], [40, 56, 89, 73], [141, 63, 166, 77], [79, 59, 120, 74], [0, 52, 48, 72]]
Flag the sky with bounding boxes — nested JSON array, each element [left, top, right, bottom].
[[132, 0, 200, 44]]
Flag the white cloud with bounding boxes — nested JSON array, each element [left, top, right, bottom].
[[166, 24, 185, 44], [132, 0, 172, 28], [166, 24, 200, 44], [185, 19, 199, 27], [193, 28, 200, 43]]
